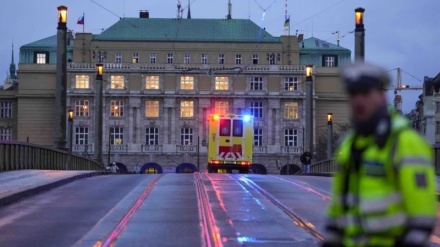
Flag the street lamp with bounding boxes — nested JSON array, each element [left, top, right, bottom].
[[305, 64, 314, 154], [354, 7, 365, 61], [327, 113, 333, 160], [95, 64, 104, 165], [54, 6, 68, 150], [68, 108, 74, 170]]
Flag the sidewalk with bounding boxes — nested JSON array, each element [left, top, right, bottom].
[[0, 170, 105, 206]]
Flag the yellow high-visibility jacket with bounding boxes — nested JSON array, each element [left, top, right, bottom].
[[325, 112, 437, 247]]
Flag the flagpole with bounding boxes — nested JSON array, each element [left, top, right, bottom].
[[82, 13, 85, 63]]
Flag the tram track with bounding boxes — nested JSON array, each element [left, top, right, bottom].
[[100, 174, 163, 247], [238, 175, 325, 242], [270, 175, 332, 201], [195, 173, 224, 247]]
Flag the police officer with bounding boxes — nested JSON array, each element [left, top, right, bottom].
[[323, 62, 437, 247]]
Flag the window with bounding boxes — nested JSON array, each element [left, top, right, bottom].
[[75, 127, 88, 145], [180, 101, 194, 118], [145, 76, 159, 90], [235, 54, 242, 65], [284, 129, 298, 146], [437, 121, 440, 135], [35, 52, 48, 64], [181, 128, 193, 145], [180, 76, 194, 90], [184, 54, 191, 64], [233, 120, 243, 137], [97, 51, 106, 63], [250, 77, 263, 90], [201, 54, 208, 64], [111, 75, 125, 89], [132, 53, 139, 63], [146, 127, 159, 145], [219, 119, 231, 136], [254, 128, 262, 146], [215, 77, 229, 90], [75, 100, 89, 116], [215, 101, 229, 115], [250, 101, 263, 118], [145, 101, 159, 117], [1, 102, 12, 118], [115, 52, 122, 63], [252, 54, 259, 65], [284, 102, 298, 119], [110, 100, 124, 117], [110, 127, 124, 145], [167, 53, 174, 64], [150, 53, 156, 64], [0, 128, 11, 140], [436, 102, 440, 113], [323, 55, 338, 67], [284, 77, 298, 91], [218, 54, 225, 64], [75, 75, 89, 89]]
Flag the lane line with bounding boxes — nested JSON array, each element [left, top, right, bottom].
[[270, 176, 332, 201], [100, 174, 163, 247]]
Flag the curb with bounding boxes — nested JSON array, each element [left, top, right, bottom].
[[0, 171, 108, 207]]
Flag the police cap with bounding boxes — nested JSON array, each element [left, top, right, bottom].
[[340, 62, 390, 94]]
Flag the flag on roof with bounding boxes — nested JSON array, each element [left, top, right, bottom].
[[284, 17, 290, 28], [77, 15, 84, 25]]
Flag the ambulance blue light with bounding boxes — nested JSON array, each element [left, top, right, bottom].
[[243, 115, 251, 122]]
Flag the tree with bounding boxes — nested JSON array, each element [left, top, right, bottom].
[[314, 123, 351, 162]]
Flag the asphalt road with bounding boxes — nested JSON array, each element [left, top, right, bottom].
[[0, 174, 438, 247]]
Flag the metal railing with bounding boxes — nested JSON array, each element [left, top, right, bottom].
[[308, 159, 336, 174], [0, 141, 105, 172]]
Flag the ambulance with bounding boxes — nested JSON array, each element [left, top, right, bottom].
[[207, 114, 253, 173]]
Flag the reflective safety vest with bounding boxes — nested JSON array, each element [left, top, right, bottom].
[[326, 113, 437, 247]]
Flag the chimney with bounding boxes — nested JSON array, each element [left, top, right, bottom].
[[140, 10, 149, 18]]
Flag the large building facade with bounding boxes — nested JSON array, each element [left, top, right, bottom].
[[15, 13, 351, 173]]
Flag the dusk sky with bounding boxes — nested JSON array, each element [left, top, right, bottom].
[[1, 0, 439, 113]]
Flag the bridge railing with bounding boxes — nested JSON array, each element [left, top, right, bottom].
[[0, 141, 105, 172], [296, 159, 336, 175]]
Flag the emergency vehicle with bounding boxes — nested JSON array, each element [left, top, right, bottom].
[[207, 114, 253, 173]]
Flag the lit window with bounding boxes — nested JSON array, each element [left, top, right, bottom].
[[218, 54, 224, 64], [145, 101, 159, 117], [235, 54, 242, 65], [252, 54, 259, 65], [132, 53, 139, 63], [284, 77, 298, 91], [111, 75, 125, 89], [115, 52, 122, 63], [35, 52, 48, 64], [250, 77, 263, 90], [146, 128, 159, 145], [254, 128, 262, 146], [180, 101, 194, 118], [75, 127, 88, 145], [150, 53, 156, 64], [1, 102, 12, 118], [180, 128, 193, 145], [184, 54, 191, 64], [323, 55, 337, 67], [110, 100, 124, 117], [110, 127, 123, 145], [180, 76, 194, 90], [167, 53, 173, 64], [75, 75, 89, 89], [201, 54, 208, 64], [250, 101, 263, 118], [145, 76, 159, 90], [284, 102, 298, 119], [284, 129, 298, 146], [215, 101, 229, 115], [75, 100, 89, 117], [0, 128, 11, 140], [215, 77, 229, 90]]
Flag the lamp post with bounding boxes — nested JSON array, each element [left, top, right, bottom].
[[68, 109, 74, 170], [54, 6, 68, 150], [95, 64, 103, 164], [305, 65, 314, 155], [327, 113, 333, 160], [354, 7, 365, 61]]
